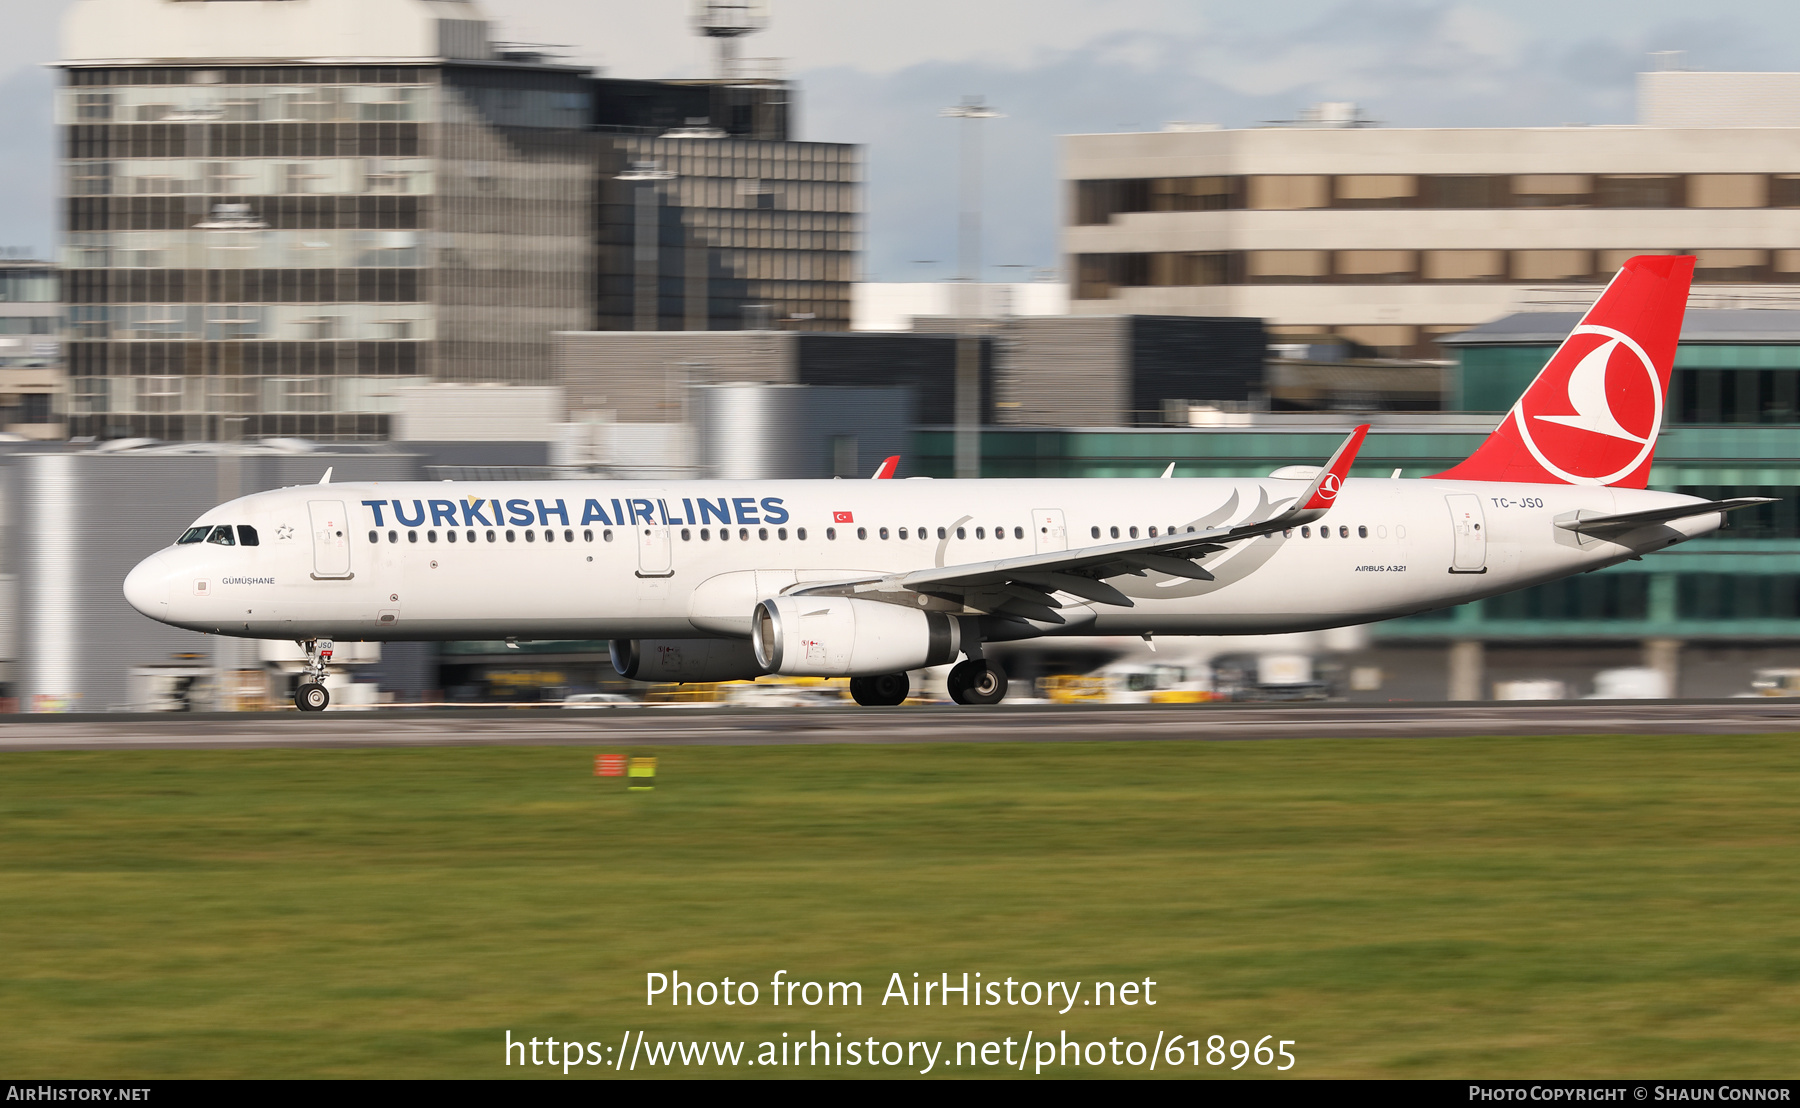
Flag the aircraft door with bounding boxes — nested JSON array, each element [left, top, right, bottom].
[[1446, 494, 1487, 573], [308, 500, 353, 579], [1033, 508, 1068, 553], [636, 495, 673, 578]]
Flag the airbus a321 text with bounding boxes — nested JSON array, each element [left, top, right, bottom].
[[124, 256, 1769, 710]]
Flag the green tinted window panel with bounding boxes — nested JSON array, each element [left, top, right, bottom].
[[1674, 345, 1800, 369]]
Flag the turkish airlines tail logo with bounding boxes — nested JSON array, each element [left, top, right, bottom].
[[1432, 254, 1694, 488]]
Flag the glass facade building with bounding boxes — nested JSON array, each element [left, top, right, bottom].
[[57, 32, 858, 442]]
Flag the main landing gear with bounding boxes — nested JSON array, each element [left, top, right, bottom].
[[849, 673, 909, 707], [947, 658, 1008, 706], [294, 638, 333, 712]]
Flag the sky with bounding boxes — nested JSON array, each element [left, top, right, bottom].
[[10, 1, 1800, 278]]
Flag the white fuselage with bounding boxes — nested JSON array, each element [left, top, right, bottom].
[[122, 476, 1718, 643]]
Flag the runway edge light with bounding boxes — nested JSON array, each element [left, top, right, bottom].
[[629, 757, 657, 791]]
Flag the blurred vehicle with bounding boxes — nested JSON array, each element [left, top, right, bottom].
[[562, 693, 636, 709], [1742, 668, 1800, 697], [723, 680, 847, 708], [1586, 667, 1668, 699], [1494, 679, 1566, 700], [1211, 652, 1331, 702], [1042, 661, 1212, 704]]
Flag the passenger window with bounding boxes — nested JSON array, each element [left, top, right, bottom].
[[207, 525, 235, 546], [857, 527, 867, 540], [526, 530, 536, 543], [1148, 526, 1158, 537], [447, 530, 458, 543], [879, 527, 889, 540], [506, 530, 516, 542], [796, 527, 807, 540], [603, 529, 614, 542], [1091, 526, 1101, 539], [1301, 526, 1311, 538], [759, 528, 769, 541], [719, 528, 729, 542], [368, 530, 378, 544], [1358, 525, 1368, 538], [739, 528, 749, 541], [544, 530, 554, 543], [467, 530, 476, 543], [976, 527, 985, 539], [898, 527, 909, 540], [1339, 526, 1349, 538], [564, 529, 574, 543], [486, 529, 496, 543], [956, 527, 966, 540], [701, 528, 712, 541], [238, 525, 259, 547], [583, 529, 593, 542], [428, 530, 438, 543], [1014, 527, 1023, 539], [1129, 526, 1139, 539], [937, 527, 947, 540], [681, 529, 692, 541], [778, 527, 788, 540], [1110, 526, 1119, 539], [177, 526, 209, 544], [825, 527, 836, 540], [1320, 527, 1329, 539], [919, 527, 929, 541], [408, 530, 418, 543]]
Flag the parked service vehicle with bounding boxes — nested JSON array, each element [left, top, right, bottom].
[[1211, 652, 1332, 702], [562, 693, 636, 709], [1744, 668, 1800, 697]]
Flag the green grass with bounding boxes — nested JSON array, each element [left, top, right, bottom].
[[3, 735, 1800, 1077]]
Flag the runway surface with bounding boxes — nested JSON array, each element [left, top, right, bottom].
[[2, 700, 1800, 751]]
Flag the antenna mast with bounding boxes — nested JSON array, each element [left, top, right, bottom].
[[693, 0, 769, 81]]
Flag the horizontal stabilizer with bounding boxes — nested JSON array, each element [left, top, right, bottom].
[[1556, 497, 1776, 535]]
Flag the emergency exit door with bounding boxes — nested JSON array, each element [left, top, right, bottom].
[[636, 494, 673, 578], [308, 500, 353, 578], [1033, 508, 1068, 553], [1445, 494, 1487, 573]]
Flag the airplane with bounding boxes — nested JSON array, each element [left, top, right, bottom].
[[123, 255, 1770, 712]]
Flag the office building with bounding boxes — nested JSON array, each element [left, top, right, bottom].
[[1064, 71, 1800, 359], [57, 0, 859, 442], [0, 259, 66, 434]]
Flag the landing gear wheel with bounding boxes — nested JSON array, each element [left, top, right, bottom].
[[947, 660, 1008, 705], [849, 673, 910, 707], [295, 682, 330, 712]]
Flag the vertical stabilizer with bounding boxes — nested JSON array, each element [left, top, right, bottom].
[[1432, 254, 1694, 487]]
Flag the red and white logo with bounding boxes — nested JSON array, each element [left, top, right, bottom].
[[1316, 472, 1342, 501], [833, 511, 854, 523], [1513, 324, 1662, 486]]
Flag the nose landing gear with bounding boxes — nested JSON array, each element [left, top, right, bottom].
[[294, 638, 333, 712]]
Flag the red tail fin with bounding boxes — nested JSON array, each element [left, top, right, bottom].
[[1431, 254, 1694, 488]]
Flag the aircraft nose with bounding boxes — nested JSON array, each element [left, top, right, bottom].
[[123, 553, 172, 619]]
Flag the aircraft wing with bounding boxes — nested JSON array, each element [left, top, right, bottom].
[[1555, 496, 1777, 537], [793, 425, 1369, 624]]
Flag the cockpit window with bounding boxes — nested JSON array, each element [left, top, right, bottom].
[[177, 526, 209, 545], [237, 525, 259, 547], [206, 525, 236, 546]]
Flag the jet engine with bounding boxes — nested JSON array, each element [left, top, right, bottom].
[[609, 638, 768, 683], [752, 595, 961, 676]]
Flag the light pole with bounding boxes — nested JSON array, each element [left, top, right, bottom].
[[617, 161, 676, 331], [940, 97, 1002, 479]]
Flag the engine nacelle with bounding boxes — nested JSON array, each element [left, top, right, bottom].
[[610, 638, 767, 683], [752, 595, 961, 677]]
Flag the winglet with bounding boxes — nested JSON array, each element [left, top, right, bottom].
[[871, 456, 900, 480], [1299, 425, 1369, 511], [319, 467, 333, 485]]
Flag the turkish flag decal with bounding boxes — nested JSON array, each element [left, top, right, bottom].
[[833, 511, 854, 523]]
